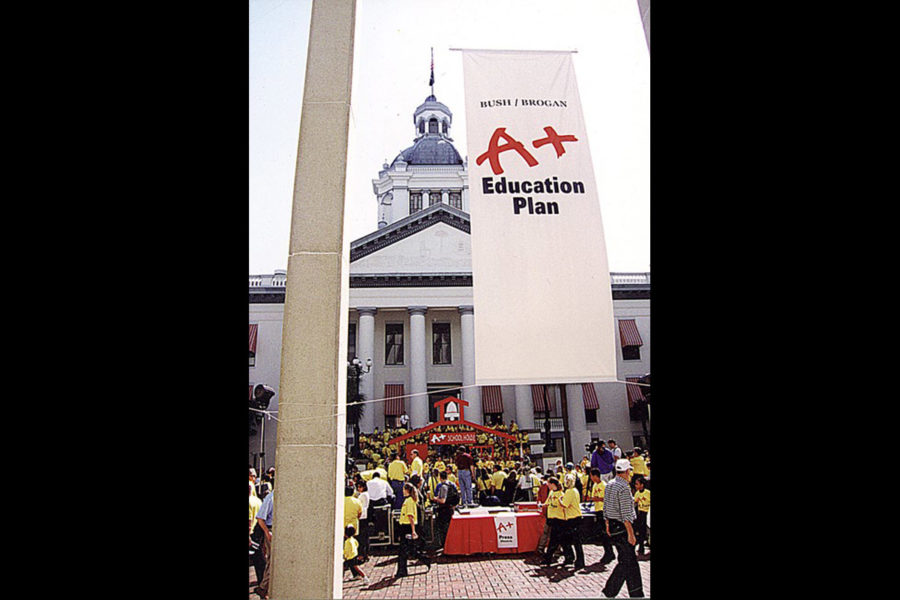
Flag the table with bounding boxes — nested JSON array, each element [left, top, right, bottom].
[[442, 507, 545, 555]]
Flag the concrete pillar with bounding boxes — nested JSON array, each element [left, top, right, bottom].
[[408, 306, 428, 429], [271, 1, 355, 599], [565, 384, 589, 454], [459, 305, 480, 424], [357, 307, 377, 433], [515, 385, 535, 429]]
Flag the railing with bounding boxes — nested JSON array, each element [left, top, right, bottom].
[[252, 271, 649, 288]]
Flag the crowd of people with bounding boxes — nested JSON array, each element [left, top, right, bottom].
[[249, 439, 651, 597]]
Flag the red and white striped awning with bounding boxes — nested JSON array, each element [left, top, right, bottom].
[[249, 324, 259, 353], [384, 384, 405, 416], [582, 383, 600, 410], [618, 319, 643, 347], [482, 386, 503, 414], [625, 377, 645, 408], [531, 384, 549, 413]]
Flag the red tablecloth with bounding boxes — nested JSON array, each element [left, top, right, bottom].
[[442, 511, 545, 555]]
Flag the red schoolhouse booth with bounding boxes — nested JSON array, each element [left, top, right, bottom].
[[388, 397, 518, 461]]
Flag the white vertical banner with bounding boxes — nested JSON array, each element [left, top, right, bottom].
[[460, 50, 617, 385], [494, 514, 518, 548]]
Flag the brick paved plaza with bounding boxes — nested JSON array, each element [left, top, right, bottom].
[[250, 544, 650, 598]]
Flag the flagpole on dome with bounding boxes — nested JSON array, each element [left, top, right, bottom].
[[429, 46, 435, 96]]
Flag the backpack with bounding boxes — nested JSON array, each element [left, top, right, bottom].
[[444, 482, 460, 507]]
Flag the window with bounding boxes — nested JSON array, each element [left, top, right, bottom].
[[622, 345, 641, 360], [428, 384, 459, 423], [485, 413, 503, 426], [442, 120, 448, 134], [409, 192, 422, 214], [429, 118, 438, 133], [432, 322, 451, 364], [348, 323, 357, 362], [585, 408, 598, 423], [449, 192, 462, 209], [385, 323, 404, 365], [429, 191, 441, 206], [418, 119, 425, 134]]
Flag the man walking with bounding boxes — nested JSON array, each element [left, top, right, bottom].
[[600, 459, 644, 598]]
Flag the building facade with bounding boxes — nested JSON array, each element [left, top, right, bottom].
[[249, 94, 649, 470]]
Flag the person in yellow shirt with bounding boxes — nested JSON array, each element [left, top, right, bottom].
[[490, 464, 507, 497], [249, 483, 265, 586], [395, 483, 430, 578], [388, 452, 409, 509], [344, 485, 363, 533], [409, 449, 424, 478], [434, 457, 446, 473], [540, 477, 570, 566], [343, 524, 371, 584], [559, 473, 585, 570], [448, 467, 458, 486], [632, 475, 650, 557], [630, 448, 649, 479], [588, 468, 615, 565]]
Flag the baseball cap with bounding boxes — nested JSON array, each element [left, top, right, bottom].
[[615, 458, 632, 472], [565, 462, 575, 470]]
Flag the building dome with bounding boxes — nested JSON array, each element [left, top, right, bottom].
[[391, 134, 463, 167]]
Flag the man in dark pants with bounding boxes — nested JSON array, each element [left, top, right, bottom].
[[601, 459, 643, 598], [432, 470, 457, 549]]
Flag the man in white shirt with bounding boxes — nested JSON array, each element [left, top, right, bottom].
[[366, 471, 393, 506], [607, 439, 623, 460]]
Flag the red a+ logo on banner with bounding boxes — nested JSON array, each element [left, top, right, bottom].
[[476, 126, 579, 175]]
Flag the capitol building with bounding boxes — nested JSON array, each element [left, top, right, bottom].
[[249, 92, 649, 471]]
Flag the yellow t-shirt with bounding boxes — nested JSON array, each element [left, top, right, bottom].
[[448, 473, 458, 485], [249, 480, 258, 498], [634, 489, 651, 512], [561, 487, 582, 520], [249, 495, 262, 532], [484, 459, 494, 471], [344, 496, 362, 532], [630, 455, 649, 476], [476, 476, 486, 492], [434, 460, 446, 473], [388, 459, 408, 481], [546, 490, 565, 520], [343, 536, 359, 561], [531, 474, 541, 495], [491, 470, 507, 490], [591, 480, 606, 512], [410, 456, 424, 476], [400, 496, 418, 525]]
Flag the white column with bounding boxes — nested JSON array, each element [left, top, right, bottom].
[[357, 307, 377, 433], [459, 305, 480, 424], [515, 385, 535, 429], [565, 384, 590, 463], [441, 188, 449, 204], [408, 306, 428, 429]]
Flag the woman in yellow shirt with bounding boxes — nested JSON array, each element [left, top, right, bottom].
[[540, 477, 571, 566], [559, 473, 585, 570], [633, 475, 651, 556], [395, 483, 430, 578]]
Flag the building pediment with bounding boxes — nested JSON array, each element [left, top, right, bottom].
[[350, 204, 470, 271]]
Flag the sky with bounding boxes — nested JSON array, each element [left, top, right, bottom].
[[249, 0, 649, 275]]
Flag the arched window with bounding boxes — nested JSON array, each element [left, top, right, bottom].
[[418, 119, 425, 134], [428, 118, 438, 134], [442, 120, 448, 134]]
